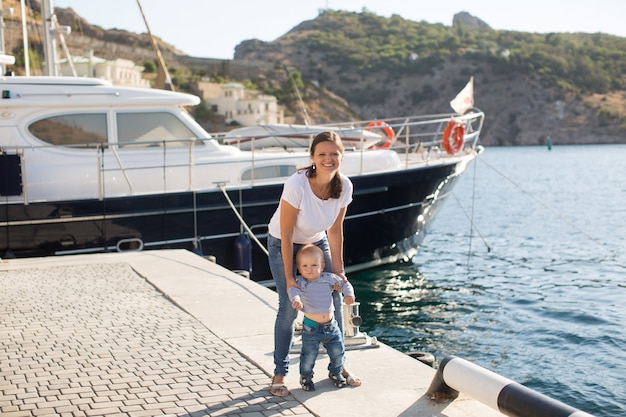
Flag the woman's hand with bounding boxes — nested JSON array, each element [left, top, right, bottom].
[[286, 276, 301, 292], [334, 270, 348, 282]]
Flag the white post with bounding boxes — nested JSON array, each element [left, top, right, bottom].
[[0, 0, 9, 74], [20, 0, 29, 76], [40, 0, 58, 76]]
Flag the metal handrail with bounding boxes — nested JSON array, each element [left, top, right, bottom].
[[1, 110, 485, 202]]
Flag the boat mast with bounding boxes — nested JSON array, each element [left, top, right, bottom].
[[39, 0, 74, 76], [0, 0, 15, 75], [136, 0, 174, 90], [41, 0, 59, 76], [20, 0, 29, 75], [0, 1, 6, 70]]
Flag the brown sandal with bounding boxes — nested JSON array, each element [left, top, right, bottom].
[[270, 376, 289, 396], [343, 371, 362, 387]]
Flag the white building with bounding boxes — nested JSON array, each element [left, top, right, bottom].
[[58, 51, 150, 88], [195, 81, 284, 125]]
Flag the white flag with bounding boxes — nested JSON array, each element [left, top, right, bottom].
[[450, 77, 474, 114]]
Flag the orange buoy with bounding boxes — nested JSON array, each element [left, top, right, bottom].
[[366, 120, 395, 149], [442, 120, 465, 155]]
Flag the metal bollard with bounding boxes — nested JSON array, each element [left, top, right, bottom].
[[427, 355, 595, 417]]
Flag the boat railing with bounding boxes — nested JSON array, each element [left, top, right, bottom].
[[217, 109, 484, 155], [1, 110, 484, 202], [209, 110, 484, 174]]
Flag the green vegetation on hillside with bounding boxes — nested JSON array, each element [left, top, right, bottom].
[[15, 4, 621, 139], [299, 10, 626, 96]]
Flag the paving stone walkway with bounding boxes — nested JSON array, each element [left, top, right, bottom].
[[0, 262, 313, 417], [0, 250, 506, 417]]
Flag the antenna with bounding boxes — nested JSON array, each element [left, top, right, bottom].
[[136, 0, 174, 91], [289, 69, 311, 126]]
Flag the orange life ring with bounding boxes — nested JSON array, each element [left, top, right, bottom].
[[442, 120, 465, 155], [366, 120, 395, 149]]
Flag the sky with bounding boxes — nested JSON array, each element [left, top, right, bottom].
[[53, 0, 626, 60]]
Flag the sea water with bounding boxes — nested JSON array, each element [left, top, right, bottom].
[[350, 145, 626, 416]]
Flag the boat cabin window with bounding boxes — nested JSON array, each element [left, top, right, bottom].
[[241, 165, 297, 181], [116, 112, 197, 147], [28, 113, 107, 147]]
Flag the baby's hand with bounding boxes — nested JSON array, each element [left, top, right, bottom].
[[343, 296, 355, 305], [292, 299, 303, 310]]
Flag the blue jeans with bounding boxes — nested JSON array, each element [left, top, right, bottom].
[[300, 317, 344, 378], [268, 234, 344, 376]]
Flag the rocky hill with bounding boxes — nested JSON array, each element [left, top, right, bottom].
[[3, 1, 625, 146], [232, 12, 625, 146]]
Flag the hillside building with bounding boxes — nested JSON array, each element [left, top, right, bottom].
[[194, 80, 284, 126], [58, 50, 150, 88]]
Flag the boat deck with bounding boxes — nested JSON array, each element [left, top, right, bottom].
[[0, 250, 502, 416]]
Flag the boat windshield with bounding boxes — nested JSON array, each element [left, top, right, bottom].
[[28, 113, 108, 147], [27, 111, 200, 148], [116, 112, 198, 147]]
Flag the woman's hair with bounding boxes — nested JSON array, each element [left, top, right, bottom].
[[304, 131, 344, 199]]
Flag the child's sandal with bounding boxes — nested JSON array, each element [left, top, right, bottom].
[[300, 376, 315, 391], [328, 372, 346, 388]]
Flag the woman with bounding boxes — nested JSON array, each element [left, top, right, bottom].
[[267, 131, 362, 396]]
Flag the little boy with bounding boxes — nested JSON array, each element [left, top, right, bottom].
[[288, 244, 355, 391]]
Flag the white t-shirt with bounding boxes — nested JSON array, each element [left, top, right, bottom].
[[268, 170, 353, 244]]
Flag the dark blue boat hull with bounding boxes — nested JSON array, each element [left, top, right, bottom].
[[1, 161, 463, 282]]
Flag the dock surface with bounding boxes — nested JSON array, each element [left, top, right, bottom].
[[0, 250, 502, 416]]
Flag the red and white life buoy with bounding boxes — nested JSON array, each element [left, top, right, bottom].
[[366, 120, 395, 149], [442, 120, 465, 155]]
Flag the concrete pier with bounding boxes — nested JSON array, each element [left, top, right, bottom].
[[0, 250, 502, 416]]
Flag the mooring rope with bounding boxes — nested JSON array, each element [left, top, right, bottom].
[[448, 153, 492, 272], [450, 190, 492, 255], [218, 184, 269, 256], [476, 155, 616, 255]]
